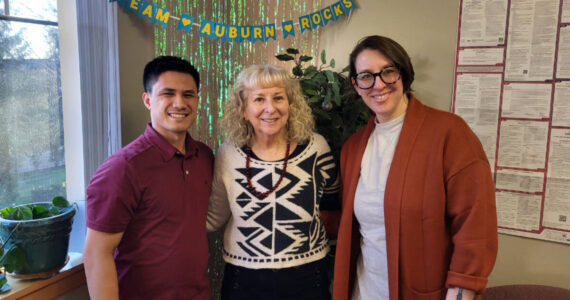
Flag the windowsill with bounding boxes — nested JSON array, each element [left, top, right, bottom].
[[0, 253, 85, 300]]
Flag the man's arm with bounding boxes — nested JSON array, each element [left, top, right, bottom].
[[83, 228, 124, 300]]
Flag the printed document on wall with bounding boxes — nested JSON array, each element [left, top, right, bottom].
[[504, 0, 559, 81], [497, 120, 548, 170], [454, 73, 501, 166], [459, 0, 508, 47]]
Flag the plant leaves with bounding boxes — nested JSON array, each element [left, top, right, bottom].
[[300, 79, 319, 91], [50, 206, 61, 215], [0, 273, 9, 294], [292, 65, 303, 77], [324, 70, 335, 83], [332, 84, 341, 105], [275, 54, 294, 61], [299, 55, 312, 62], [330, 59, 335, 68], [312, 107, 332, 121], [304, 89, 319, 96], [286, 48, 299, 55], [3, 246, 26, 273], [302, 66, 318, 79], [307, 96, 321, 104], [0, 207, 14, 219], [53, 196, 70, 208], [32, 205, 50, 219], [14, 206, 33, 220], [320, 49, 326, 65], [324, 89, 333, 107], [312, 72, 327, 85]]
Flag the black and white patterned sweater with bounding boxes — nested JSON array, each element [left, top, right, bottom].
[[207, 133, 339, 269]]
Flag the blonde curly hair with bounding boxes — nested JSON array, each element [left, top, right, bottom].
[[220, 64, 314, 147]]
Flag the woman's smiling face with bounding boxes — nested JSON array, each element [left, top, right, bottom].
[[243, 86, 290, 141], [353, 49, 408, 123]]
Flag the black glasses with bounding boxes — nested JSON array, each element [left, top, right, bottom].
[[354, 66, 401, 89]]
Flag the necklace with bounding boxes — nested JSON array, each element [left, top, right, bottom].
[[245, 143, 290, 199]]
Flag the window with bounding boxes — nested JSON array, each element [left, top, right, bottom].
[[1, 0, 121, 253], [0, 0, 66, 208]]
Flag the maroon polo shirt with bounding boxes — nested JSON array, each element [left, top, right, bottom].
[[86, 124, 214, 299]]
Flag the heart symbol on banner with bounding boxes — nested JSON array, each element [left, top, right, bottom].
[[182, 18, 191, 26], [284, 24, 292, 32]]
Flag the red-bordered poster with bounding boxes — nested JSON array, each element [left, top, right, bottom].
[[453, 0, 570, 244]]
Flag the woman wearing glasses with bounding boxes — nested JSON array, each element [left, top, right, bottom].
[[332, 35, 498, 300]]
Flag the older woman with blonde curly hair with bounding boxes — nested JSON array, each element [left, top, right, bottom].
[[207, 64, 339, 300]]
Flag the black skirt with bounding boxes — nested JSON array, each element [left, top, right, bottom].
[[221, 257, 331, 300]]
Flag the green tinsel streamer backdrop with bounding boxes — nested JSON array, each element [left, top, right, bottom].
[[153, 1, 322, 298]]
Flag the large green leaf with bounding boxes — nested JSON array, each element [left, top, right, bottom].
[[3, 246, 26, 273], [21, 206, 33, 220], [53, 196, 70, 208], [292, 65, 303, 77], [299, 55, 312, 62], [0, 207, 15, 219], [304, 89, 319, 96], [300, 79, 319, 91], [10, 206, 33, 221], [320, 49, 326, 65], [32, 205, 51, 219], [275, 54, 294, 61], [330, 58, 336, 68], [307, 96, 321, 104], [312, 72, 327, 85], [286, 48, 299, 55], [0, 273, 9, 293], [324, 70, 335, 83], [331, 84, 341, 105]]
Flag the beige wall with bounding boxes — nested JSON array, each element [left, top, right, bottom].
[[319, 0, 460, 111], [118, 9, 155, 145], [115, 0, 570, 291]]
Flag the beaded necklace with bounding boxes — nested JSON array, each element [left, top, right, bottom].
[[245, 143, 290, 199]]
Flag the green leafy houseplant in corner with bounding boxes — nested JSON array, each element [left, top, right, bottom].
[[0, 196, 75, 293], [276, 48, 370, 160]]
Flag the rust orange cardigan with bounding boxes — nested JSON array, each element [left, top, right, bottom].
[[332, 95, 498, 300]]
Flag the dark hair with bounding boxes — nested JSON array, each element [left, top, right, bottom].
[[349, 35, 415, 93], [142, 56, 200, 93]]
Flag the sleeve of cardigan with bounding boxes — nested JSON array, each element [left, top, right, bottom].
[[443, 121, 498, 294], [206, 144, 231, 232]]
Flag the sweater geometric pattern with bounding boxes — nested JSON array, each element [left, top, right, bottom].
[[213, 133, 339, 268]]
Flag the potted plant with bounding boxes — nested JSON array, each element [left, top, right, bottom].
[[276, 48, 370, 160], [0, 196, 75, 293]]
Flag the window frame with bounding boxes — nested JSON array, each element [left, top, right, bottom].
[[58, 0, 122, 252]]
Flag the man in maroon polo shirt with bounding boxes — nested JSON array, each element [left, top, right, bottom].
[[83, 56, 214, 300]]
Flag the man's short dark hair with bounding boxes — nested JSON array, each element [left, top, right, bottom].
[[142, 56, 200, 93], [349, 35, 415, 93]]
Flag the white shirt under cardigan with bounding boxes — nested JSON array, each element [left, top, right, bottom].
[[207, 133, 339, 269], [352, 113, 405, 300]]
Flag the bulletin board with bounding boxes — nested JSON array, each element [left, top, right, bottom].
[[453, 0, 570, 244]]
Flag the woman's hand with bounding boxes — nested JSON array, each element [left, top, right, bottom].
[[445, 287, 475, 300]]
